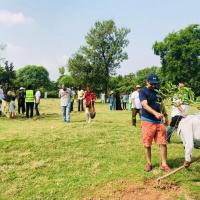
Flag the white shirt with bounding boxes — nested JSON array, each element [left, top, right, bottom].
[[59, 88, 72, 106], [35, 90, 41, 103], [77, 90, 84, 100], [131, 91, 142, 109], [177, 114, 200, 162]]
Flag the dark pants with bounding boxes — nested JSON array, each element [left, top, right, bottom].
[[70, 101, 74, 112], [26, 102, 34, 118], [132, 108, 141, 126], [78, 99, 84, 111], [167, 115, 183, 143], [18, 103, 25, 114], [35, 103, 40, 116], [122, 102, 127, 110]]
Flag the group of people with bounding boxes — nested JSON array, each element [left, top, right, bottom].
[[1, 75, 199, 172], [59, 85, 96, 123], [0, 85, 41, 119], [130, 74, 200, 171], [108, 91, 129, 111]]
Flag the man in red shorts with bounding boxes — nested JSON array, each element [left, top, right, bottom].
[[139, 74, 171, 172]]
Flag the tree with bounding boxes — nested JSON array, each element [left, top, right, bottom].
[[153, 24, 200, 95], [16, 65, 50, 90], [58, 75, 75, 88], [68, 20, 130, 95], [68, 53, 92, 89], [58, 66, 65, 76]]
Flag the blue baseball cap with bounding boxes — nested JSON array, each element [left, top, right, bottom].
[[147, 74, 159, 84]]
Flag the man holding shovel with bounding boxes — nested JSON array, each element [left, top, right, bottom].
[[140, 74, 171, 172]]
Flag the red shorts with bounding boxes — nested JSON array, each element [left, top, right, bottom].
[[141, 120, 167, 147]]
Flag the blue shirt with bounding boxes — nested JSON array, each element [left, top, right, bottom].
[[139, 87, 161, 123]]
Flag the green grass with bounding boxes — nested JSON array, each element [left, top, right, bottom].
[[0, 99, 200, 199]]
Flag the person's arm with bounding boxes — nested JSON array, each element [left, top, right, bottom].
[[141, 100, 163, 119], [131, 93, 136, 108], [177, 105, 188, 117]]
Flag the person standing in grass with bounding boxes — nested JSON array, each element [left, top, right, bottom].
[[109, 91, 115, 110], [25, 86, 34, 118], [35, 89, 41, 116], [83, 85, 96, 123], [77, 88, 84, 111], [9, 95, 16, 119], [18, 87, 26, 115], [131, 85, 142, 126], [139, 74, 171, 172], [122, 93, 129, 110], [59, 85, 72, 123]]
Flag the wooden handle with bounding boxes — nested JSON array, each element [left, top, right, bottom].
[[157, 156, 200, 182]]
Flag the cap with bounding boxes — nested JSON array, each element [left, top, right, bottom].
[[19, 87, 25, 90], [136, 85, 141, 88], [147, 74, 159, 84]]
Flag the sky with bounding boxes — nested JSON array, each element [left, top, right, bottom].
[[0, 0, 199, 80]]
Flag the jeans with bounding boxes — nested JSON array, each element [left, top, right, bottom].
[[166, 126, 175, 143], [109, 101, 114, 110], [62, 102, 71, 122]]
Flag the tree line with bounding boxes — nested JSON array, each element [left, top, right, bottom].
[[0, 21, 199, 97]]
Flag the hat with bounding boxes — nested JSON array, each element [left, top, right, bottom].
[[147, 74, 159, 84], [136, 85, 141, 88], [19, 87, 25, 90]]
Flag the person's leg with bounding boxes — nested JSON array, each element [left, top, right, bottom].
[[30, 102, 34, 118], [85, 107, 91, 123], [71, 101, 74, 112], [78, 100, 80, 111], [160, 144, 168, 166], [156, 124, 171, 171], [125, 102, 127, 110], [132, 108, 137, 126], [66, 102, 71, 122], [81, 99, 84, 111], [22, 103, 26, 115], [141, 121, 155, 171], [26, 103, 29, 118], [35, 103, 40, 116], [62, 106, 66, 121], [18, 104, 20, 114], [144, 147, 151, 164]]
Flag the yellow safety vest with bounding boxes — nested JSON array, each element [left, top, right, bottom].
[[25, 90, 34, 102]]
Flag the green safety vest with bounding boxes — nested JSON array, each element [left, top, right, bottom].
[[25, 90, 34, 102]]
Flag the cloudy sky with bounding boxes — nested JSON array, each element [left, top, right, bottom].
[[0, 0, 199, 80]]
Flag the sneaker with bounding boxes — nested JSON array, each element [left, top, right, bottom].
[[160, 164, 172, 173], [145, 163, 152, 172]]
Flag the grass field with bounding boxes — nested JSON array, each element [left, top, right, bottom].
[[0, 99, 200, 200]]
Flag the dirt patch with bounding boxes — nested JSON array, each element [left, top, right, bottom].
[[83, 180, 186, 200]]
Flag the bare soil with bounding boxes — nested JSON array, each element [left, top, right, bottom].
[[83, 180, 187, 200]]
